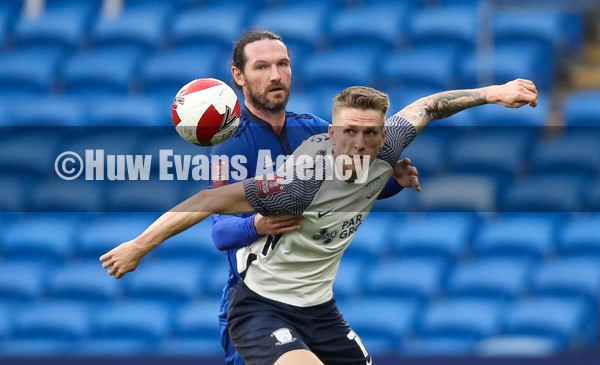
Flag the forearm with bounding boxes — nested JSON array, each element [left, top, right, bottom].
[[397, 79, 538, 133], [398, 87, 489, 133], [136, 182, 254, 253], [211, 214, 260, 251], [135, 196, 213, 254]]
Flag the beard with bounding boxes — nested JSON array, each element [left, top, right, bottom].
[[245, 83, 290, 113]]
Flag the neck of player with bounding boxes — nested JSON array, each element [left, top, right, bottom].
[[245, 103, 286, 135]]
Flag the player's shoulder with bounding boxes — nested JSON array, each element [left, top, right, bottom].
[[286, 111, 329, 127], [293, 132, 330, 157]]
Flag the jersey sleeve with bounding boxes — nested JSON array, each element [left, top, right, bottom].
[[242, 173, 323, 215], [242, 136, 328, 215], [210, 213, 261, 251], [378, 115, 418, 167]]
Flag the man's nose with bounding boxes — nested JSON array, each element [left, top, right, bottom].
[[269, 65, 281, 81], [354, 133, 366, 149]]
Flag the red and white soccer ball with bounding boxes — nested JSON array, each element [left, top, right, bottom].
[[172, 78, 241, 146]]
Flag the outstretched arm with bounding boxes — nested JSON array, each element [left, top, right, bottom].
[[397, 78, 539, 133], [100, 181, 252, 279]]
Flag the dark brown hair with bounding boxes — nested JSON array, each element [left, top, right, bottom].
[[232, 29, 287, 71]]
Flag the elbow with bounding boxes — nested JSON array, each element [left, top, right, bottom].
[[194, 189, 219, 214]]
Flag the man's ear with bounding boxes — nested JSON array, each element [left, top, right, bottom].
[[232, 67, 244, 88], [379, 128, 387, 149], [328, 124, 335, 145]]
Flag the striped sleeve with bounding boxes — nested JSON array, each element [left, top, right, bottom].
[[378, 115, 418, 167], [243, 174, 323, 216]]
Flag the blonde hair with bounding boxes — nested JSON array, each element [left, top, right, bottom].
[[332, 86, 390, 121]]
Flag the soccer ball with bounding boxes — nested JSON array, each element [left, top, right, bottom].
[[172, 78, 241, 146]]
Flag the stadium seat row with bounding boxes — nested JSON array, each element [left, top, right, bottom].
[[0, 291, 594, 355], [1, 213, 600, 264]]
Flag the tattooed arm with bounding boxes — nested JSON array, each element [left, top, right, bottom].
[[396, 78, 539, 133]]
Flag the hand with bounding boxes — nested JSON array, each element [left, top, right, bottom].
[[254, 213, 302, 236], [100, 240, 146, 279], [393, 158, 421, 192], [489, 78, 539, 108]]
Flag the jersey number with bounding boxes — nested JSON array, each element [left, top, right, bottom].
[[262, 234, 283, 256]]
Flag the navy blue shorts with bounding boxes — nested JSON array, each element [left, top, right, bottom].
[[227, 281, 371, 365]]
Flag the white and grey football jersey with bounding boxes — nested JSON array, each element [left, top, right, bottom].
[[238, 115, 417, 307]]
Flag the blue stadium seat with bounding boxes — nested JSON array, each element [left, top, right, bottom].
[[76, 338, 156, 355], [339, 298, 417, 353], [502, 298, 593, 348], [0, 0, 23, 45], [400, 336, 479, 356], [469, 95, 550, 127], [0, 47, 62, 94], [380, 48, 459, 90], [88, 95, 167, 126], [45, 262, 120, 303], [562, 90, 600, 126], [530, 257, 600, 309], [297, 85, 339, 122], [122, 261, 203, 303], [365, 258, 446, 303], [530, 130, 600, 180], [476, 335, 562, 356], [12, 301, 90, 341], [6, 95, 86, 126], [414, 299, 504, 341], [169, 3, 250, 53], [558, 215, 600, 258], [285, 91, 320, 117], [159, 337, 222, 356], [299, 46, 378, 91], [76, 214, 159, 260], [588, 182, 600, 212], [446, 258, 531, 302], [473, 214, 555, 261], [0, 130, 64, 179], [493, 10, 572, 58], [160, 299, 223, 355], [412, 174, 497, 212], [172, 299, 221, 339], [61, 127, 143, 158], [29, 179, 104, 212], [0, 261, 46, 302], [333, 258, 365, 299], [328, 2, 410, 52], [104, 181, 183, 212], [12, 0, 102, 50], [2, 216, 78, 262], [250, 3, 329, 54], [0, 303, 9, 339], [500, 175, 585, 212], [397, 130, 448, 178], [407, 5, 479, 53], [344, 212, 392, 261], [0, 177, 28, 212], [446, 130, 531, 184], [459, 45, 550, 90], [154, 219, 220, 264], [0, 339, 77, 356], [140, 45, 223, 97], [201, 259, 231, 297], [91, 300, 171, 341], [385, 86, 442, 119], [389, 213, 474, 260], [61, 47, 142, 96], [90, 1, 173, 50]]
